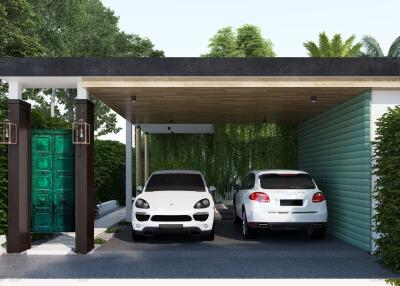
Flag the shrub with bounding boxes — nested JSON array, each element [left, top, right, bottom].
[[105, 227, 119, 233], [0, 145, 6, 236], [94, 140, 134, 206], [373, 106, 400, 272], [94, 237, 106, 245]]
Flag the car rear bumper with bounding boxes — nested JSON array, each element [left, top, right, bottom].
[[246, 202, 328, 223], [247, 222, 327, 230]]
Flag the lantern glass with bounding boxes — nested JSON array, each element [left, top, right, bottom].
[[0, 119, 17, 145], [72, 119, 90, 145]]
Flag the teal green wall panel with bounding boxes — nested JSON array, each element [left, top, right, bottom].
[[298, 92, 372, 252]]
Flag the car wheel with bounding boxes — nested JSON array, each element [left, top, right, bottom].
[[131, 226, 146, 242], [233, 204, 240, 224], [306, 226, 326, 239], [202, 225, 215, 241], [242, 210, 256, 239]]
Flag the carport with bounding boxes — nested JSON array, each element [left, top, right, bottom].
[[1, 57, 400, 254]]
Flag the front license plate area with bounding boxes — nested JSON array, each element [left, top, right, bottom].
[[159, 224, 183, 233]]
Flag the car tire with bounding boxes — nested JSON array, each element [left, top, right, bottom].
[[202, 225, 215, 241], [306, 226, 326, 239], [131, 226, 146, 242], [233, 205, 240, 224], [242, 210, 256, 239]]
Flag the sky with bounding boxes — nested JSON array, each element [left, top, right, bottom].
[[98, 0, 400, 143]]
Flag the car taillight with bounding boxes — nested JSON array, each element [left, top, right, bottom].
[[249, 192, 270, 203], [312, 192, 326, 203]]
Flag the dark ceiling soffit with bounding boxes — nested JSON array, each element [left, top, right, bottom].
[[0, 57, 400, 77]]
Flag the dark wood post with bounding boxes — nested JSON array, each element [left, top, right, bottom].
[[74, 99, 94, 254], [7, 100, 31, 253]]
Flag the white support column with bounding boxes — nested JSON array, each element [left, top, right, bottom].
[[144, 132, 149, 182], [8, 80, 22, 99], [77, 79, 89, 100], [125, 120, 133, 222], [370, 89, 400, 253], [135, 126, 142, 188]]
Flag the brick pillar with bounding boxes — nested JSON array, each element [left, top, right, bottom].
[[74, 99, 94, 254], [7, 100, 31, 253]]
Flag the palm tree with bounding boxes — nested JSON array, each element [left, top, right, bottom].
[[361, 35, 400, 57], [303, 32, 362, 57]]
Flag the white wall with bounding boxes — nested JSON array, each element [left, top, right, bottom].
[[370, 89, 400, 252]]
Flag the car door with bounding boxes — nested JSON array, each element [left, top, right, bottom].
[[240, 173, 256, 213], [236, 174, 250, 218]]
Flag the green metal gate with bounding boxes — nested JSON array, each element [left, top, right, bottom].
[[31, 130, 75, 232]]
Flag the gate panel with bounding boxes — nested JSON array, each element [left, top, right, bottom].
[[31, 134, 53, 232], [53, 133, 74, 232], [31, 130, 75, 232]]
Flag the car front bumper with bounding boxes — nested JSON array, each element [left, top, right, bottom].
[[132, 209, 214, 235]]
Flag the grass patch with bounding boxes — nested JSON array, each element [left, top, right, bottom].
[[105, 227, 119, 233], [94, 237, 106, 245], [1, 242, 6, 248]]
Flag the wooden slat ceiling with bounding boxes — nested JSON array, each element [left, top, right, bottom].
[[87, 87, 369, 125]]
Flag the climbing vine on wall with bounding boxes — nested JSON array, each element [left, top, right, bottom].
[[149, 124, 297, 199]]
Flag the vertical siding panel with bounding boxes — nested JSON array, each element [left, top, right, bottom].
[[298, 92, 372, 252]]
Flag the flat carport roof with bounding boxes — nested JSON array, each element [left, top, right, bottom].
[[1, 57, 400, 124]]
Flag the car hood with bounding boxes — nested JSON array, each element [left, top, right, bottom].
[[138, 191, 213, 210]]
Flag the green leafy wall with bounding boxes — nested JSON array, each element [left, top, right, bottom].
[[298, 92, 372, 251], [149, 124, 297, 198]]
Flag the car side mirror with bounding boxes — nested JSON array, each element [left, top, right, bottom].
[[233, 184, 241, 191], [136, 186, 143, 196], [209, 186, 216, 193]]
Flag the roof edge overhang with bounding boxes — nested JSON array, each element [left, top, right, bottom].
[[1, 57, 400, 77]]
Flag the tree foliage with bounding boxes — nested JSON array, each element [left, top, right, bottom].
[[0, 0, 43, 57], [203, 24, 276, 57], [304, 32, 362, 57], [373, 106, 400, 272], [361, 35, 400, 57]]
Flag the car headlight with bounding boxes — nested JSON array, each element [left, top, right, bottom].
[[135, 198, 150, 209], [194, 199, 210, 209]]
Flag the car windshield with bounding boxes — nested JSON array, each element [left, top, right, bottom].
[[259, 173, 316, 189], [145, 173, 206, 192]]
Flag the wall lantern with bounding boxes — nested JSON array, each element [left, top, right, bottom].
[[0, 119, 17, 145], [72, 119, 90, 145], [311, 96, 318, 103]]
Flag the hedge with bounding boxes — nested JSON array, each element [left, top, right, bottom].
[[94, 139, 134, 206], [373, 106, 400, 272], [0, 87, 7, 235]]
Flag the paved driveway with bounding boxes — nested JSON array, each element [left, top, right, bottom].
[[0, 220, 398, 278]]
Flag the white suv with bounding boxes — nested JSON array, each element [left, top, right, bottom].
[[233, 170, 328, 239], [131, 170, 215, 241]]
